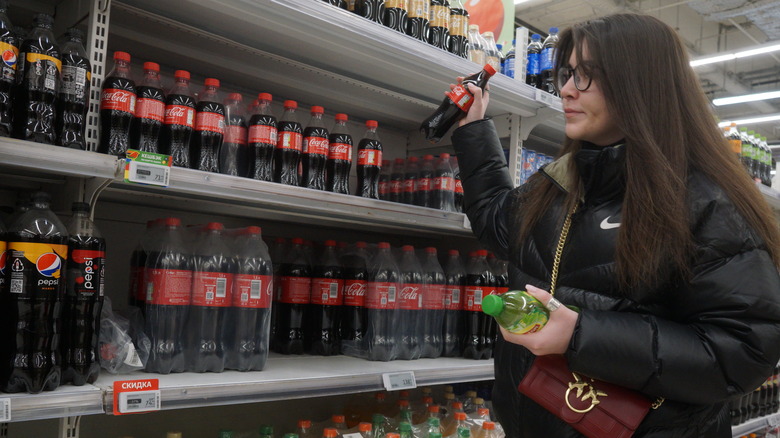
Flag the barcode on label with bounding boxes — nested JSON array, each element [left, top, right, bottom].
[[474, 291, 482, 305], [216, 278, 226, 298], [0, 398, 10, 422], [250, 280, 262, 299], [329, 282, 338, 298], [388, 286, 396, 302], [452, 288, 460, 303]]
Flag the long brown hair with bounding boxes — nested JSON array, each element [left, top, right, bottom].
[[515, 13, 780, 293]]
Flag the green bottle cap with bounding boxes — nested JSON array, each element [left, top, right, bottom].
[[399, 422, 412, 432], [219, 431, 234, 438], [284, 434, 299, 438], [481, 293, 504, 316], [427, 417, 441, 427], [259, 425, 274, 436]]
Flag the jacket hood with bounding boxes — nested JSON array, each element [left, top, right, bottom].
[[540, 143, 627, 206]]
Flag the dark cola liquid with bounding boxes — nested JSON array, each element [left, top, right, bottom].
[[340, 259, 368, 346], [403, 167, 417, 205], [462, 271, 495, 360], [356, 0, 385, 23], [274, 261, 310, 355], [191, 101, 225, 173], [397, 265, 422, 360], [13, 37, 60, 144], [388, 167, 404, 204], [302, 126, 329, 190], [161, 93, 195, 168], [357, 138, 382, 199], [405, 0, 428, 41], [416, 165, 434, 208], [448, 8, 469, 58], [219, 113, 249, 177], [323, 0, 348, 8], [0, 23, 17, 136], [421, 266, 445, 358], [443, 264, 464, 357], [305, 258, 342, 356], [427, 1, 450, 50], [366, 263, 398, 362], [131, 85, 165, 153], [383, 0, 408, 32], [57, 53, 90, 149], [248, 114, 277, 182], [99, 75, 135, 156], [274, 120, 303, 186], [327, 132, 353, 194]]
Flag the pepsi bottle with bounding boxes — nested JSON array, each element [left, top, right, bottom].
[[131, 62, 165, 153], [525, 34, 542, 87], [356, 120, 383, 199], [274, 100, 303, 186], [160, 70, 196, 168], [539, 28, 559, 94], [191, 78, 224, 173], [462, 250, 495, 360], [365, 242, 399, 361], [420, 247, 444, 358], [61, 202, 105, 386], [443, 249, 464, 357], [302, 106, 329, 190], [248, 93, 277, 182], [219, 93, 249, 177], [397, 245, 422, 360], [99, 51, 135, 156], [306, 240, 343, 356], [339, 241, 369, 356], [274, 237, 310, 354], [0, 0, 17, 137], [56, 28, 90, 150], [326, 113, 353, 194]]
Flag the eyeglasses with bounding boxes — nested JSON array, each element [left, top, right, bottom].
[[556, 64, 595, 92]]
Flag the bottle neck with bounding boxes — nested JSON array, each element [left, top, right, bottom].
[[112, 61, 132, 79], [171, 78, 191, 94], [143, 71, 162, 88]]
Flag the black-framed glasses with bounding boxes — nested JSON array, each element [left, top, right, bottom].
[[556, 64, 595, 92]]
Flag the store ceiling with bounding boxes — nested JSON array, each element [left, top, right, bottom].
[[515, 0, 780, 151]]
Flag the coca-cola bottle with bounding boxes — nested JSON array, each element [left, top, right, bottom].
[[327, 113, 352, 194], [56, 28, 90, 150], [186, 222, 236, 373], [405, 0, 429, 41], [365, 242, 399, 361], [191, 78, 224, 173], [420, 247, 444, 358], [98, 51, 135, 156], [432, 153, 456, 212], [384, 0, 408, 32], [0, 0, 17, 137], [450, 155, 463, 213], [402, 157, 419, 205], [268, 236, 288, 352], [128, 219, 161, 311], [448, 0, 469, 58], [323, 0, 348, 8], [427, 0, 450, 50], [131, 62, 165, 153], [248, 93, 277, 182], [12, 13, 59, 145], [443, 249, 464, 357], [355, 0, 385, 23], [397, 245, 422, 360], [274, 237, 310, 354], [219, 93, 249, 177], [160, 70, 196, 168], [378, 159, 391, 201], [356, 120, 383, 199], [492, 256, 508, 295], [386, 158, 403, 203], [420, 64, 496, 143], [61, 202, 105, 386], [415, 155, 435, 208], [226, 226, 273, 371], [340, 241, 369, 356], [302, 106, 329, 190], [274, 100, 303, 186], [306, 240, 344, 356], [462, 250, 495, 360], [144, 217, 192, 374]]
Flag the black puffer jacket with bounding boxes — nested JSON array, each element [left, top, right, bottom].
[[452, 119, 780, 438]]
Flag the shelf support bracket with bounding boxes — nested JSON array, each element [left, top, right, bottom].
[[519, 106, 561, 142], [58, 416, 81, 438], [0, 423, 7, 437]]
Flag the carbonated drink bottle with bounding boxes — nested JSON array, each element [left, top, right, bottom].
[[191, 78, 224, 173], [268, 237, 287, 352], [248, 93, 277, 182], [186, 222, 236, 373], [356, 0, 385, 23], [99, 51, 135, 156], [0, 221, 6, 307], [226, 226, 272, 371], [420, 247, 444, 358], [415, 155, 435, 208], [0, 0, 17, 137], [432, 153, 455, 211], [12, 13, 59, 145], [144, 217, 192, 374], [379, 159, 391, 201], [383, 0, 408, 32], [443, 249, 464, 357], [493, 257, 508, 295], [306, 240, 343, 356], [131, 62, 165, 153], [128, 218, 160, 311], [160, 70, 196, 168], [539, 27, 559, 94], [397, 245, 422, 360], [357, 120, 383, 199], [274, 237, 310, 354], [448, 0, 469, 58], [467, 25, 485, 66], [323, 0, 348, 8], [340, 242, 369, 355], [420, 64, 496, 143], [388, 158, 405, 203], [503, 41, 517, 78], [274, 100, 303, 186], [327, 113, 352, 194], [2, 192, 67, 393], [61, 202, 105, 386], [462, 250, 495, 359], [450, 155, 463, 212], [482, 33, 500, 73], [302, 106, 329, 190], [219, 93, 249, 177], [402, 156, 419, 205], [366, 242, 399, 361], [481, 291, 549, 334], [405, 0, 429, 41], [56, 28, 90, 150], [525, 34, 542, 87], [427, 0, 450, 50]]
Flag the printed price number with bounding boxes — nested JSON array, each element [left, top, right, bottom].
[[0, 398, 10, 422], [118, 390, 161, 414], [127, 161, 170, 187], [382, 371, 417, 391]]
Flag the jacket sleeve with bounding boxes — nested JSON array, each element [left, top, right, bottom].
[[565, 184, 780, 404], [451, 119, 516, 259]]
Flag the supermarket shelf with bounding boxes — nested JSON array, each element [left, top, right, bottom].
[[97, 355, 495, 414], [759, 184, 780, 212], [732, 412, 780, 437], [0, 384, 104, 422]]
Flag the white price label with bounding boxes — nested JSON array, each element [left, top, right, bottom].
[[382, 371, 417, 391], [0, 398, 10, 422], [127, 160, 170, 187], [118, 390, 161, 414], [463, 215, 471, 229], [535, 89, 555, 107], [342, 434, 363, 438]]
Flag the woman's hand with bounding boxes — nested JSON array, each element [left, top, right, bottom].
[[453, 77, 489, 127], [499, 284, 579, 356]]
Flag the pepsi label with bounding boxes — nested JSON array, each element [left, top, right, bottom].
[[67, 247, 106, 299], [0, 41, 19, 84], [7, 241, 68, 297], [0, 239, 7, 290]]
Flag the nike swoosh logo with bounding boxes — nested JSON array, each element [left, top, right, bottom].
[[600, 216, 621, 230]]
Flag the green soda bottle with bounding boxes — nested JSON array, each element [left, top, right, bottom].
[[481, 290, 550, 334]]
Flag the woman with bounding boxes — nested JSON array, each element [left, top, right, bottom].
[[451, 13, 780, 438]]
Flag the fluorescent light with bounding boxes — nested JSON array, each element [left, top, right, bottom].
[[735, 44, 780, 58], [713, 90, 780, 106], [691, 41, 780, 67], [718, 113, 780, 127], [691, 54, 736, 67]]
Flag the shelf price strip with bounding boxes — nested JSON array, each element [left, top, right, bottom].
[[124, 149, 172, 187], [113, 379, 161, 415], [0, 398, 9, 422], [382, 371, 417, 391]]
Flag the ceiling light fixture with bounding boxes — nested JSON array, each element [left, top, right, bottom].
[[690, 41, 780, 67], [718, 113, 780, 127], [713, 90, 780, 106]]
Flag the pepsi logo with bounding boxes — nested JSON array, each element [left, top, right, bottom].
[[2, 50, 16, 68], [0, 250, 6, 275], [36, 253, 62, 277]]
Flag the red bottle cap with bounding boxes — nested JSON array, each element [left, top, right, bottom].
[[448, 249, 459, 256], [386, 434, 400, 438], [454, 412, 467, 421], [453, 402, 464, 410], [356, 241, 368, 249], [174, 70, 190, 79], [400, 390, 409, 398], [258, 92, 273, 101], [143, 62, 160, 72], [284, 100, 297, 109], [478, 408, 490, 416], [428, 405, 440, 413], [292, 237, 305, 245], [114, 51, 131, 62], [332, 415, 345, 423], [378, 242, 391, 249], [228, 92, 242, 101], [482, 422, 495, 430], [323, 429, 338, 438], [245, 226, 261, 234], [164, 217, 182, 227], [324, 240, 337, 247], [375, 392, 386, 400], [408, 156, 419, 163], [476, 249, 488, 257], [422, 396, 433, 404], [206, 222, 224, 231], [335, 113, 348, 121], [398, 399, 410, 407], [394, 158, 405, 164], [440, 153, 450, 160], [311, 106, 324, 114], [423, 154, 434, 160], [366, 120, 378, 128], [359, 423, 372, 433], [402, 245, 415, 252], [298, 420, 312, 429], [483, 63, 497, 76], [425, 247, 437, 254], [204, 78, 220, 87], [275, 237, 286, 244]]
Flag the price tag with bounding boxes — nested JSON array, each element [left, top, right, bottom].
[[113, 379, 161, 415], [124, 149, 172, 187], [463, 215, 471, 230], [535, 88, 555, 107], [382, 371, 416, 391], [342, 434, 363, 438], [0, 398, 10, 422]]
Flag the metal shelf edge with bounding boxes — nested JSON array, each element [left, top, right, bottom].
[[1, 385, 105, 422]]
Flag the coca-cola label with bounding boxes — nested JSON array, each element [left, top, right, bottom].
[[310, 278, 344, 305], [328, 142, 352, 161], [464, 285, 494, 312], [409, 0, 429, 19], [279, 276, 311, 304], [423, 284, 445, 310], [403, 178, 416, 194], [379, 180, 389, 195], [450, 13, 468, 37], [195, 111, 225, 134], [146, 269, 192, 306], [365, 281, 397, 309], [165, 104, 195, 128], [233, 274, 273, 308], [433, 176, 455, 191], [358, 149, 382, 166], [445, 84, 474, 113], [417, 177, 432, 191], [101, 88, 136, 114], [398, 283, 423, 310], [136, 98, 165, 122], [225, 125, 247, 145], [497, 286, 509, 295], [390, 179, 403, 195], [249, 125, 278, 145], [278, 131, 303, 151], [191, 271, 233, 307], [455, 179, 464, 194], [445, 285, 463, 310], [303, 136, 329, 156], [430, 4, 450, 27], [343, 279, 367, 306]]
